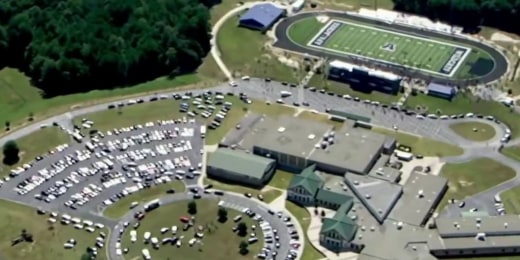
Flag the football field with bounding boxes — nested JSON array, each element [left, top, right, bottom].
[[307, 20, 470, 77]]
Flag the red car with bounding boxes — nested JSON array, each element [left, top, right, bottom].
[[180, 216, 190, 223]]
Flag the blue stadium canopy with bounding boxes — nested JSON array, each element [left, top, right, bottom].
[[239, 4, 284, 30]]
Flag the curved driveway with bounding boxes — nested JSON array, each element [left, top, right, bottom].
[[108, 192, 303, 260], [274, 11, 509, 85]]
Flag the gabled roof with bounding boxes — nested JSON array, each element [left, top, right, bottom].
[[288, 164, 323, 195], [316, 188, 353, 205], [321, 217, 358, 241], [239, 4, 284, 28], [207, 149, 275, 179]]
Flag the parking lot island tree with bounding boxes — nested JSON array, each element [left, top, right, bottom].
[[188, 200, 197, 215], [237, 222, 248, 237], [217, 207, 228, 223], [239, 240, 249, 255], [2, 140, 20, 165]]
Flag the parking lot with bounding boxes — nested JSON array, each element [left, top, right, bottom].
[[0, 118, 204, 216], [108, 192, 302, 260]]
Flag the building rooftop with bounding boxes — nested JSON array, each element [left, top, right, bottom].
[[239, 3, 284, 29], [241, 116, 333, 159], [344, 173, 403, 223], [428, 233, 520, 251], [388, 172, 447, 227], [367, 155, 402, 183], [308, 127, 386, 174], [207, 148, 275, 179], [435, 215, 520, 237], [288, 164, 323, 196], [427, 82, 456, 95], [329, 60, 402, 81], [220, 113, 263, 148]]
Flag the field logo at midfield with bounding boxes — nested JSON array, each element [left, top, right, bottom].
[[381, 42, 396, 52]]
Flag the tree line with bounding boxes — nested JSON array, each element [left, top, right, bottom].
[[392, 0, 520, 33], [0, 0, 214, 96]]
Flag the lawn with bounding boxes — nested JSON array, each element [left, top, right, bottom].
[[0, 199, 107, 260], [405, 92, 520, 138], [0, 127, 70, 177], [76, 95, 295, 145], [501, 146, 520, 161], [285, 201, 325, 260], [307, 75, 402, 104], [103, 181, 186, 219], [121, 199, 263, 260], [204, 178, 282, 203], [217, 16, 301, 83], [436, 158, 516, 211], [501, 186, 520, 215], [372, 128, 464, 157], [268, 170, 294, 190], [449, 121, 496, 141], [0, 68, 203, 136]]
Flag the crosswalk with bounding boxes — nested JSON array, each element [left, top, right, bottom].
[[219, 201, 246, 212]]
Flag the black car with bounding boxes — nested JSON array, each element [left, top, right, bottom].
[[166, 189, 176, 194]]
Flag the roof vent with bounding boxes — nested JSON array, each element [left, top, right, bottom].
[[365, 194, 371, 199], [476, 218, 481, 223], [476, 223, 481, 229], [417, 190, 424, 198], [277, 127, 286, 133], [476, 232, 486, 241], [397, 222, 403, 230], [358, 235, 363, 239], [361, 226, 366, 231], [350, 215, 357, 220], [354, 181, 359, 185], [378, 209, 383, 214], [505, 222, 509, 228], [308, 134, 316, 140], [370, 226, 375, 232]]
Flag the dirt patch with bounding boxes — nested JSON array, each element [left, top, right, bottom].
[[458, 180, 474, 187], [491, 32, 520, 43]]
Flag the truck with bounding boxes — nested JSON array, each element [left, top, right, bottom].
[[200, 125, 206, 139]]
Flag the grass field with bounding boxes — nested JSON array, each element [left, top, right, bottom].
[[501, 146, 520, 161], [501, 186, 520, 215], [287, 17, 494, 79], [203, 178, 283, 203], [0, 127, 70, 177], [0, 200, 107, 260], [103, 181, 186, 219], [285, 201, 326, 260], [217, 16, 301, 83], [121, 199, 264, 260], [436, 158, 516, 211], [449, 122, 497, 141], [76, 95, 295, 145], [405, 93, 520, 138], [372, 128, 464, 157]]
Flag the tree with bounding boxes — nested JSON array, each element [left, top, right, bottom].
[[217, 207, 228, 223], [3, 140, 20, 165], [237, 222, 248, 237], [321, 210, 326, 217], [239, 241, 249, 255], [0, 0, 212, 96], [188, 201, 197, 215]]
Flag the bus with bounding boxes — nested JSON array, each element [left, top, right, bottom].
[[144, 199, 161, 212]]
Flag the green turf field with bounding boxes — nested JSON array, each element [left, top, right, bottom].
[[287, 17, 494, 79]]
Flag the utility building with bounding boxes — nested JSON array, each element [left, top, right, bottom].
[[239, 4, 285, 31], [207, 148, 276, 187], [426, 82, 457, 100]]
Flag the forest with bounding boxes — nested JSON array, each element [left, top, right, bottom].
[[0, 0, 213, 96], [393, 0, 520, 33]]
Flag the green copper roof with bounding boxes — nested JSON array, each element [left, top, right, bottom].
[[321, 217, 358, 241], [288, 164, 323, 195]]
